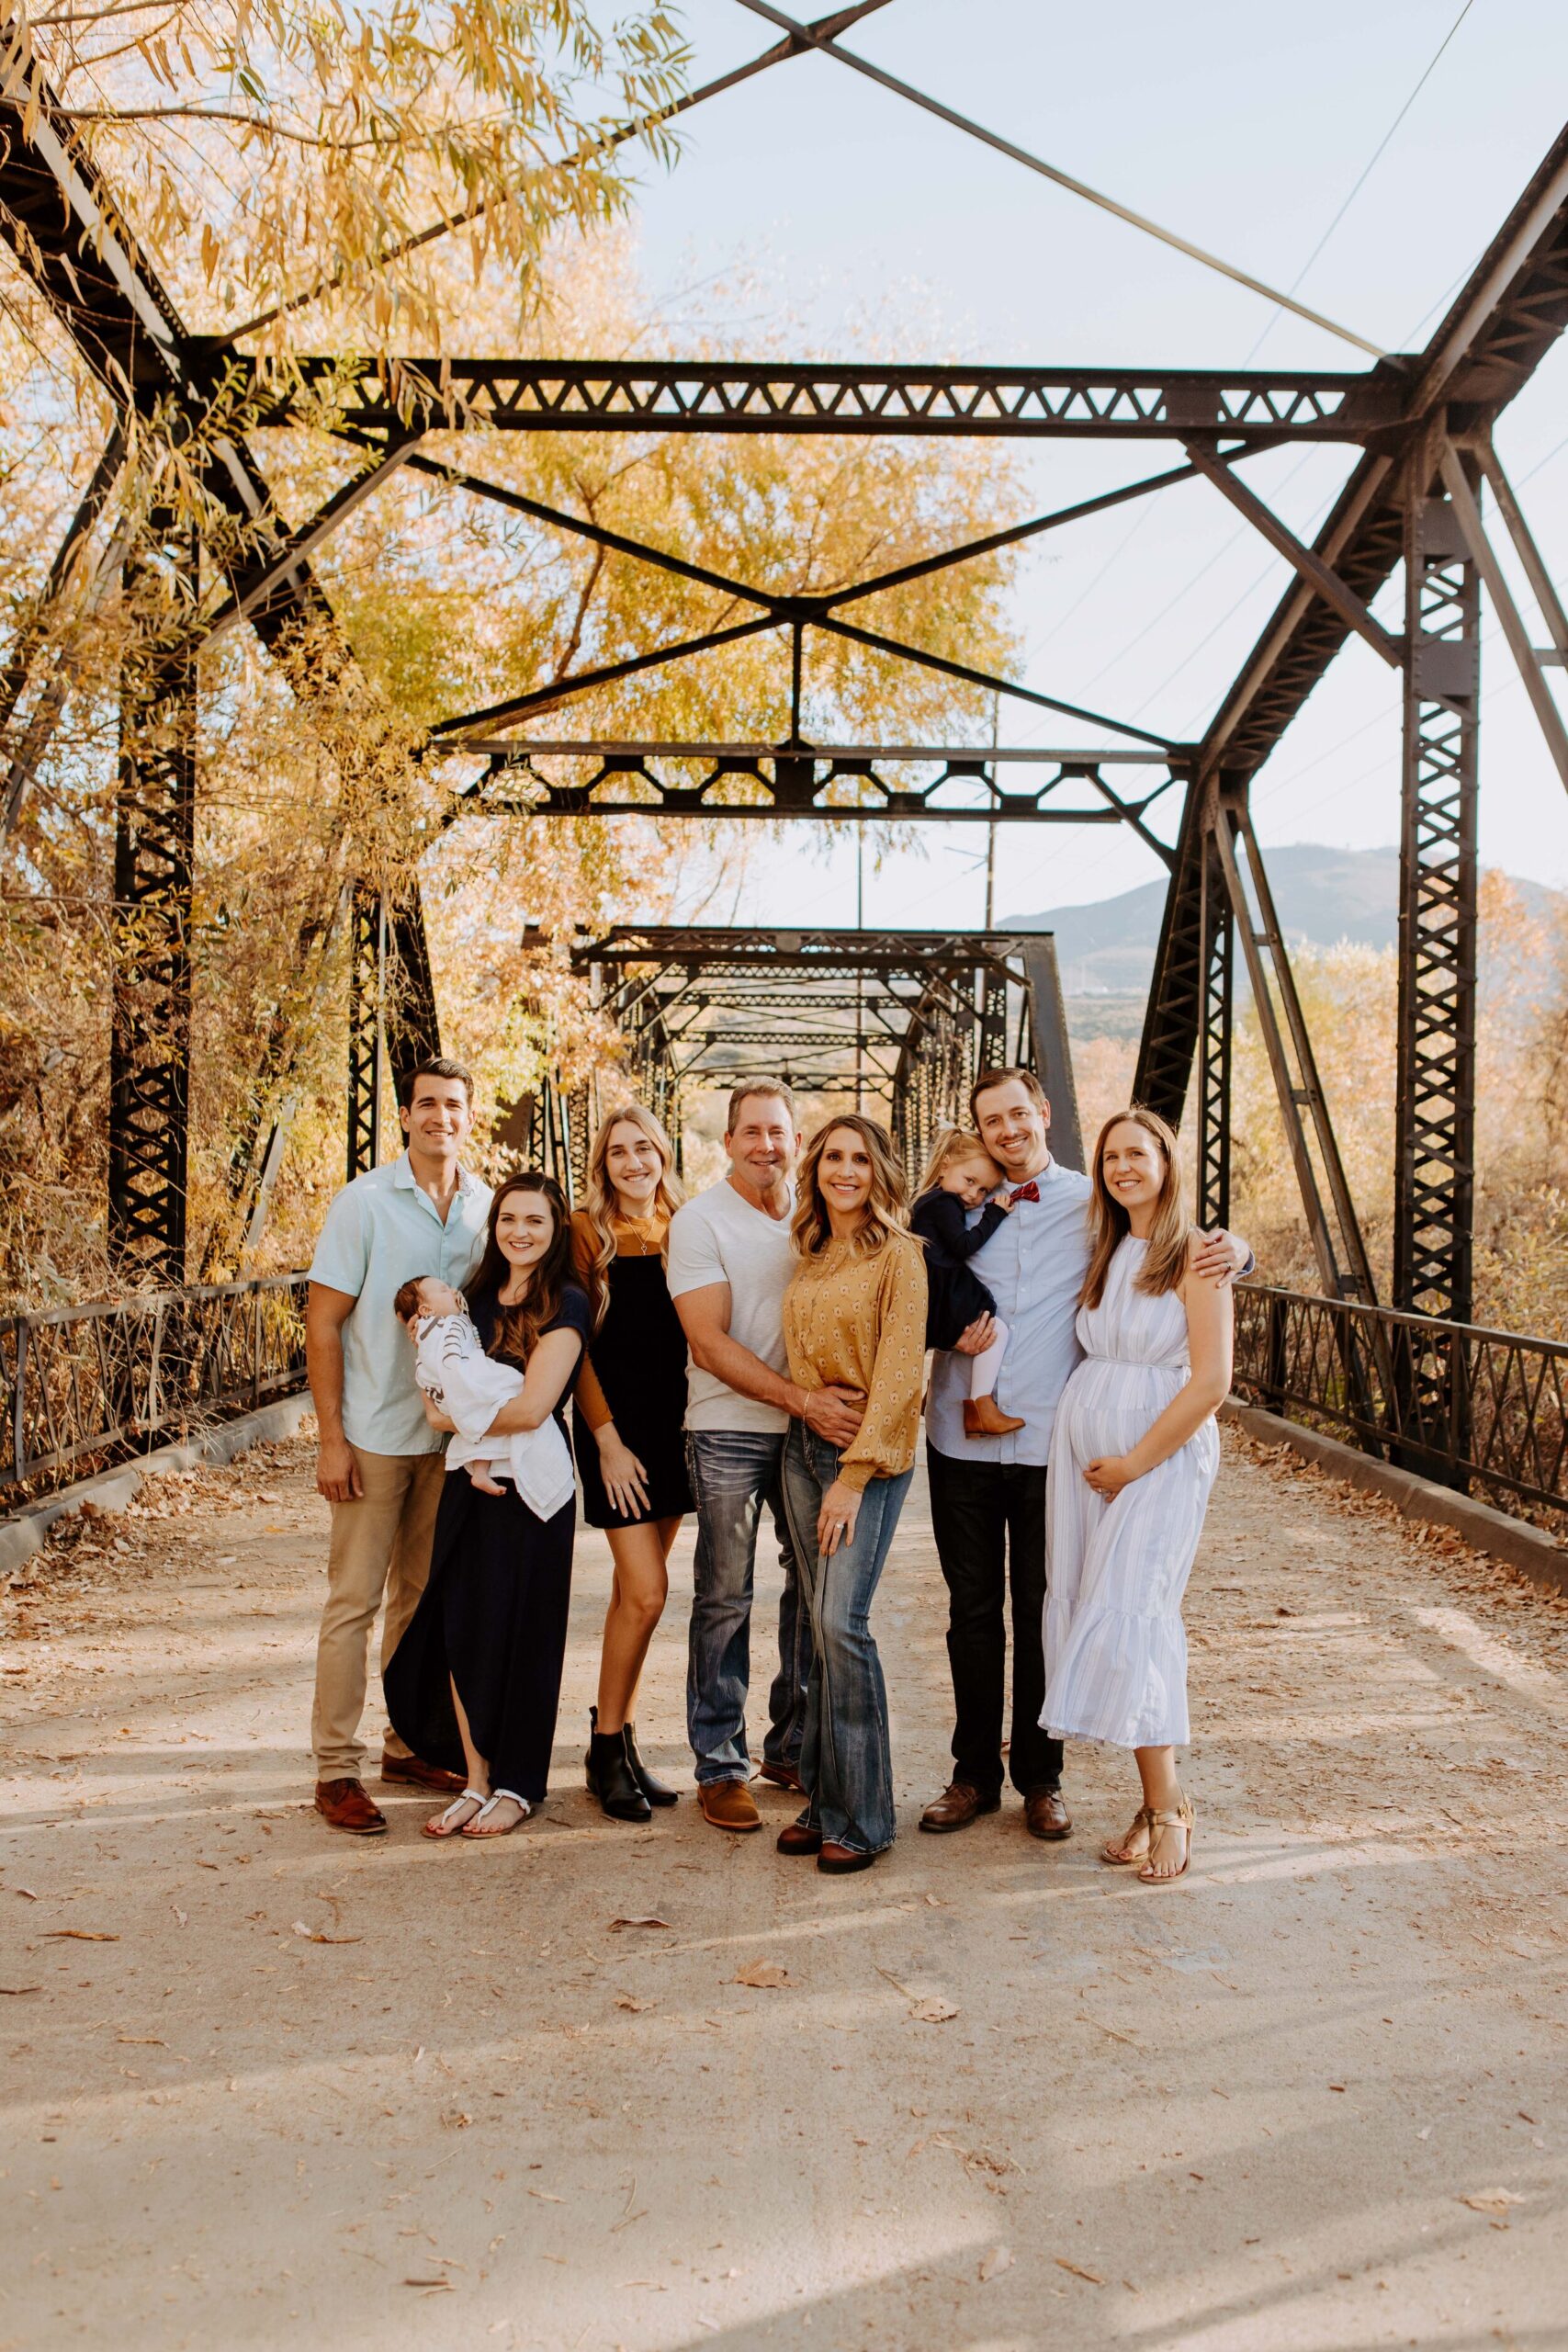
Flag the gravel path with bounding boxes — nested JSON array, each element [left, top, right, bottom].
[[2, 1427, 1564, 2351]]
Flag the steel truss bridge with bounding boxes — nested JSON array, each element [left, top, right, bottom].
[[5, 13, 1568, 1522]]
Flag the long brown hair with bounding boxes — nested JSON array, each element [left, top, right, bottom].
[[792, 1114, 910, 1260], [1081, 1105, 1190, 1309], [471, 1172, 576, 1365], [581, 1102, 684, 1329]]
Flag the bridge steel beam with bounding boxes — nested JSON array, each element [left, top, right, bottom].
[[1394, 451, 1481, 1328], [107, 514, 198, 1278]]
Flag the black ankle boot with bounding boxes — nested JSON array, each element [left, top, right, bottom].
[[623, 1720, 680, 1808], [585, 1711, 650, 1823]]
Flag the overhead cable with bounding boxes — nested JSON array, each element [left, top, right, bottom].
[[729, 0, 1385, 356]]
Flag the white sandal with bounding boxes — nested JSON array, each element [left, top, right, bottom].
[[462, 1788, 532, 1838], [423, 1789, 487, 1839]]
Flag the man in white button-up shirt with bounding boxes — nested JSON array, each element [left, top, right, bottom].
[[921, 1069, 1248, 1842]]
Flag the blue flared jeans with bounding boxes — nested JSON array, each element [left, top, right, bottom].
[[780, 1425, 914, 1857]]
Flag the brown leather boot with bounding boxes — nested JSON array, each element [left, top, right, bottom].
[[919, 1781, 1001, 1833], [315, 1778, 388, 1836], [699, 1781, 762, 1832], [776, 1819, 822, 1856], [964, 1396, 1026, 1437]]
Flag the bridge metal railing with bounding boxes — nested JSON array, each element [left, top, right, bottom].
[[2, 1275, 310, 1512], [1232, 1283, 1568, 1537]]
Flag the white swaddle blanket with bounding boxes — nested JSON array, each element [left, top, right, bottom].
[[412, 1310, 577, 1521]]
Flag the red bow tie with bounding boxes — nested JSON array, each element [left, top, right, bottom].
[[1007, 1182, 1040, 1206]]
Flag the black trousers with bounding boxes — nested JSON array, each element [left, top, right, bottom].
[[925, 1442, 1064, 1797]]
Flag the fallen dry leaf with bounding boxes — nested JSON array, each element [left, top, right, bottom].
[[44, 1930, 118, 1942], [14, 1887, 38, 1900], [402, 2278, 454, 2292], [1, 1984, 41, 1996], [911, 1996, 959, 2023], [733, 1960, 793, 1990], [118, 2035, 167, 2047], [615, 1995, 653, 2012], [527, 2188, 564, 2203], [1055, 2257, 1105, 2285], [978, 2245, 1012, 2282], [609, 1916, 671, 1931], [1460, 2189, 1526, 2214], [291, 1921, 362, 1945]]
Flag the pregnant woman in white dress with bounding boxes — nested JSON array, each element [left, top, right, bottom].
[[1042, 1107, 1233, 1885]]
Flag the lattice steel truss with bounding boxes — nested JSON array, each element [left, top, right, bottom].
[[1396, 470, 1481, 1325], [5, 46, 1568, 1338], [107, 514, 197, 1280]]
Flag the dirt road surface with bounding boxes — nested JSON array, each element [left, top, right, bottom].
[[3, 1427, 1565, 2351]]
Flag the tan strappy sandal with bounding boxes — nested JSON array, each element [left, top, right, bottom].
[[1137, 1794, 1194, 1886], [1101, 1806, 1153, 1866]]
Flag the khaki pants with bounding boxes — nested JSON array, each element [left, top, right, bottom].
[[311, 1446, 446, 1781]]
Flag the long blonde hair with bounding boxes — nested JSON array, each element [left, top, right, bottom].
[[581, 1102, 684, 1329], [1081, 1105, 1190, 1308], [915, 1125, 1000, 1201], [792, 1114, 910, 1260]]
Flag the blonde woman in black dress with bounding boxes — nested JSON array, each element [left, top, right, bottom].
[[570, 1103, 692, 1823]]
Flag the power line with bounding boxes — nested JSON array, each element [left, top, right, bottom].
[[1246, 0, 1479, 361]]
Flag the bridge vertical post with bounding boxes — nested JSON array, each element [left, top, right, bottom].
[[346, 882, 385, 1180], [1394, 443, 1479, 1329], [1197, 811, 1233, 1231], [107, 511, 197, 1282], [1392, 437, 1480, 1485]]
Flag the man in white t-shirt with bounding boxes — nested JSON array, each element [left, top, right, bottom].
[[667, 1080, 866, 1832]]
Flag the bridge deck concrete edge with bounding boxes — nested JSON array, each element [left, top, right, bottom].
[[1223, 1397, 1567, 1596], [0, 1389, 311, 1581]]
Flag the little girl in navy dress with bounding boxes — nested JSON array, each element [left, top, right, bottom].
[[909, 1126, 1024, 1438]]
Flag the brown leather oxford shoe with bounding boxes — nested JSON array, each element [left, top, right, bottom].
[[919, 1781, 1001, 1834], [1024, 1785, 1072, 1840], [776, 1819, 822, 1856], [380, 1751, 466, 1793], [315, 1778, 388, 1836], [699, 1781, 762, 1832]]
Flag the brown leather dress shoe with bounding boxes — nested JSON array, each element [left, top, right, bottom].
[[380, 1751, 466, 1793], [919, 1781, 1001, 1833], [699, 1781, 762, 1832], [776, 1819, 822, 1856], [1024, 1785, 1073, 1840], [315, 1778, 388, 1836], [963, 1396, 1027, 1437], [757, 1758, 804, 1793], [818, 1842, 877, 1874]]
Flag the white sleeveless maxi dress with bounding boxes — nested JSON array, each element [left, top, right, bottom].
[[1041, 1235, 1218, 1748]]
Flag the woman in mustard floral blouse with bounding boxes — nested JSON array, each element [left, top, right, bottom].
[[778, 1114, 928, 1874]]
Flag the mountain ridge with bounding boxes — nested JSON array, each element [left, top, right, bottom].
[[1001, 842, 1561, 1000]]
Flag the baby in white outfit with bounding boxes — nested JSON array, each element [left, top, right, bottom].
[[393, 1276, 575, 1519]]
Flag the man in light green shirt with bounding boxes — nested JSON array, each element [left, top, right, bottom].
[[305, 1058, 492, 1835]]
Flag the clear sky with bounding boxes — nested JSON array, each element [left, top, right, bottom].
[[610, 0, 1568, 929]]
